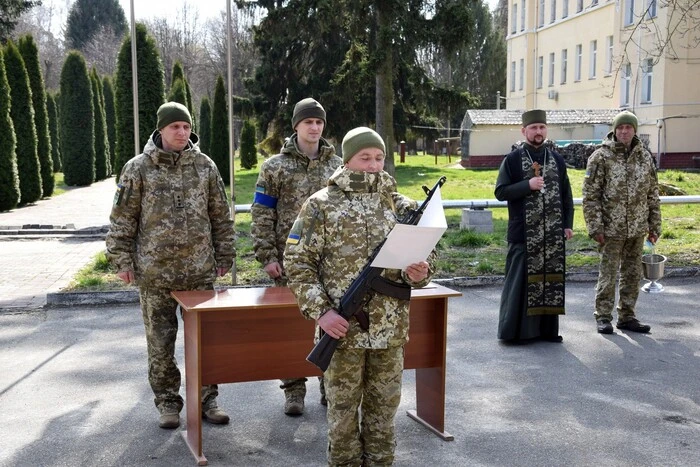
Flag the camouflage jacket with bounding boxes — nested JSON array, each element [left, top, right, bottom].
[[284, 167, 435, 349], [250, 134, 341, 267], [106, 131, 235, 289], [582, 133, 661, 239]]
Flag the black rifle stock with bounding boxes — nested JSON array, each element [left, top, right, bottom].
[[306, 176, 447, 372]]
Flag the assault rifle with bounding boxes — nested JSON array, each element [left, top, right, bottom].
[[306, 176, 447, 372]]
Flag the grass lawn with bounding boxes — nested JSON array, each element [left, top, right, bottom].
[[65, 154, 700, 290]]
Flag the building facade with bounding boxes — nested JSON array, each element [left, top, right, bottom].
[[461, 0, 700, 169]]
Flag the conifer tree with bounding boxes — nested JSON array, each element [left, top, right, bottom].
[[209, 75, 229, 184], [198, 96, 212, 155], [18, 34, 53, 197], [0, 51, 20, 211], [46, 92, 61, 172], [4, 40, 41, 204], [102, 76, 116, 170], [60, 51, 95, 186], [114, 23, 165, 180], [240, 120, 257, 170], [167, 78, 187, 106], [91, 68, 109, 180]]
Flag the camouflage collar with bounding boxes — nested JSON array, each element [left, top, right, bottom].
[[328, 167, 397, 193]]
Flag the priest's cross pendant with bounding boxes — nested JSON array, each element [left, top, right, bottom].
[[532, 161, 545, 192]]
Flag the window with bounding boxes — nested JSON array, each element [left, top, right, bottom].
[[575, 44, 582, 81], [641, 59, 653, 103], [576, 0, 583, 13], [625, 0, 635, 26], [519, 59, 525, 90], [563, 0, 569, 18], [510, 61, 516, 92], [521, 0, 526, 31], [646, 0, 657, 19], [549, 53, 555, 86], [537, 56, 544, 88], [621, 63, 631, 106], [561, 49, 568, 84], [511, 4, 518, 33], [551, 0, 557, 23], [605, 36, 614, 75], [589, 40, 597, 78], [539, 0, 545, 27]]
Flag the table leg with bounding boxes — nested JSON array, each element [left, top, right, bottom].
[[182, 309, 207, 465]]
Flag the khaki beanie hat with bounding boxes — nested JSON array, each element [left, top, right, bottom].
[[341, 127, 385, 163], [291, 98, 326, 129], [612, 110, 638, 132], [157, 102, 192, 130], [521, 109, 547, 127]]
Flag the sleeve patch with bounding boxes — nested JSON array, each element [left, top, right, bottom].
[[286, 218, 303, 245], [255, 184, 266, 193], [253, 191, 278, 208], [113, 184, 125, 206]]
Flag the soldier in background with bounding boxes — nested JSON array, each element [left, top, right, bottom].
[[583, 110, 661, 334], [106, 102, 234, 429], [250, 97, 342, 415], [495, 109, 574, 344], [285, 127, 434, 466]]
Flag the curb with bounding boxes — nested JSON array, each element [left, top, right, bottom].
[[44, 267, 700, 308]]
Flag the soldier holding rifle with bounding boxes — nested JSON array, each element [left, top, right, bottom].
[[284, 127, 435, 466]]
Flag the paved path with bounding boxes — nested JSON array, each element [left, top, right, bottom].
[[0, 178, 115, 310]]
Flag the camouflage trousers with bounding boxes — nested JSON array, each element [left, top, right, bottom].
[[593, 235, 645, 323], [139, 285, 218, 414], [325, 346, 404, 467]]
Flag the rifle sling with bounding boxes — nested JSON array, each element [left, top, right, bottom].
[[353, 276, 412, 331]]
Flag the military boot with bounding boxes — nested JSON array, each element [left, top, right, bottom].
[[319, 376, 327, 406], [159, 411, 180, 429], [284, 390, 306, 416], [202, 400, 230, 425]]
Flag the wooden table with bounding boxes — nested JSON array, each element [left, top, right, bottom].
[[172, 283, 461, 465]]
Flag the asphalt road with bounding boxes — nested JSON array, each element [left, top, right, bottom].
[[1, 278, 699, 466]]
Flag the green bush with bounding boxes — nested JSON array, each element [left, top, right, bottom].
[[240, 119, 257, 170], [4, 40, 41, 204], [60, 51, 95, 186], [198, 96, 211, 155], [209, 75, 230, 183], [0, 51, 20, 211]]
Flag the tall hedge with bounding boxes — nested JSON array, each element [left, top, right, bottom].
[[167, 77, 187, 106], [18, 35, 53, 197], [4, 40, 41, 204], [102, 76, 116, 171], [170, 61, 194, 130], [114, 23, 164, 180], [198, 96, 211, 155], [46, 92, 61, 172], [240, 119, 257, 170], [91, 68, 109, 180], [0, 51, 20, 211], [60, 51, 95, 186], [209, 74, 229, 184]]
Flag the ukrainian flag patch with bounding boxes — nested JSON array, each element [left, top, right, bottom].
[[286, 218, 303, 245]]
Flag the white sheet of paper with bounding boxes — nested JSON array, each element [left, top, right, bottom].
[[370, 186, 447, 270]]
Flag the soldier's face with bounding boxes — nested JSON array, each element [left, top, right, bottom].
[[295, 118, 324, 146], [160, 121, 191, 152], [521, 123, 547, 147], [615, 123, 635, 147], [345, 148, 385, 173]]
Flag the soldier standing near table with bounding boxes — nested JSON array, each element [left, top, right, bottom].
[[250, 97, 342, 415], [582, 110, 661, 334], [106, 102, 234, 429]]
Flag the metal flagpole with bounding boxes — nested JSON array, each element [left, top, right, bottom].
[[130, 0, 139, 156], [226, 0, 237, 284]]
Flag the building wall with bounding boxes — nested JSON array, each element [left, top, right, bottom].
[[504, 0, 700, 167]]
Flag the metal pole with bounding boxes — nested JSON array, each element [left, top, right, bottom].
[[226, 0, 237, 283], [130, 0, 139, 155]]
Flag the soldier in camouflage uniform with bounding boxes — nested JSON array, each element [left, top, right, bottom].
[[582, 110, 661, 334], [106, 102, 235, 429], [285, 127, 434, 466], [495, 110, 574, 344], [251, 98, 342, 415]]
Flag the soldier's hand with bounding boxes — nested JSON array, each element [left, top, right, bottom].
[[564, 228, 573, 240], [405, 261, 429, 282], [117, 270, 134, 284], [216, 267, 230, 277], [593, 233, 605, 245], [318, 309, 349, 339], [263, 261, 283, 279], [648, 233, 658, 244]]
